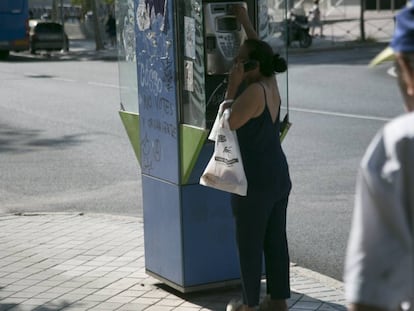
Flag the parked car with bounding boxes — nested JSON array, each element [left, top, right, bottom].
[[29, 20, 69, 54]]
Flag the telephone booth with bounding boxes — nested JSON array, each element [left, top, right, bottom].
[[116, 0, 289, 292]]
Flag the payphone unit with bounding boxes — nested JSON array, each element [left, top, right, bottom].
[[203, 1, 252, 127], [203, 2, 247, 75]]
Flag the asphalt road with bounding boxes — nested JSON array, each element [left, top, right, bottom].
[[0, 45, 404, 281], [0, 53, 142, 216], [283, 46, 404, 280]]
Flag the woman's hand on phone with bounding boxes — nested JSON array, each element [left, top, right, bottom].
[[224, 61, 245, 103], [230, 4, 248, 21], [228, 61, 244, 88], [229, 4, 258, 39]]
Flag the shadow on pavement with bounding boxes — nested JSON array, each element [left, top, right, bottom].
[[0, 303, 18, 311], [2, 49, 117, 63], [155, 283, 346, 311], [0, 300, 77, 311], [0, 123, 88, 154]]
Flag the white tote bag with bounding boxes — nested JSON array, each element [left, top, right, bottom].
[[200, 109, 248, 196], [208, 102, 225, 141]]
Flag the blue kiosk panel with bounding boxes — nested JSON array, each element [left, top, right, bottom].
[[181, 184, 240, 286], [143, 173, 241, 290], [142, 175, 183, 285]]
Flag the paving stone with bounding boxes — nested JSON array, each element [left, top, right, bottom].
[[79, 294, 113, 302], [292, 301, 323, 309], [105, 295, 136, 304], [145, 306, 176, 311], [0, 297, 29, 304], [0, 214, 347, 311], [115, 303, 150, 310], [7, 304, 39, 311], [156, 298, 184, 307], [86, 301, 124, 310], [22, 297, 53, 305]]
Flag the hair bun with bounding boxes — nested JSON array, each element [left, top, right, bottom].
[[273, 54, 287, 73]]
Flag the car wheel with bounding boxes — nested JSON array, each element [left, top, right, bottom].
[[281, 31, 291, 47], [30, 43, 36, 55], [64, 36, 69, 52], [0, 50, 10, 60], [299, 32, 312, 48]]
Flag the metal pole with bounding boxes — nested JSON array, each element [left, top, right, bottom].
[[61, 0, 65, 51], [52, 0, 57, 21], [60, 0, 63, 22], [91, 0, 104, 50]]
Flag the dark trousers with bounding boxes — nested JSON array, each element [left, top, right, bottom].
[[231, 191, 290, 307]]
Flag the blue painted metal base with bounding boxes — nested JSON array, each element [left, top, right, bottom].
[[142, 174, 241, 292]]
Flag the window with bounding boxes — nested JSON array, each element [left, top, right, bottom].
[[35, 23, 63, 33], [0, 0, 24, 13]]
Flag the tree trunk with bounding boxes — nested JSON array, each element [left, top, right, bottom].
[[360, 0, 366, 41], [91, 0, 104, 50], [52, 0, 58, 22]]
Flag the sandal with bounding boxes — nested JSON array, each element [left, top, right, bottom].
[[227, 299, 244, 311], [227, 299, 259, 311], [259, 296, 288, 311]]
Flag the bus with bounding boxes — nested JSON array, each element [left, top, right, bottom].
[[0, 0, 30, 59]]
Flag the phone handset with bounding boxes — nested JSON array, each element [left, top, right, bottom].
[[243, 60, 258, 72]]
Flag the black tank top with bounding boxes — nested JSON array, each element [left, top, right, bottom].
[[236, 82, 291, 196]]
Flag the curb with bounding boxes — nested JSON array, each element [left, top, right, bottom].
[[3, 211, 141, 222], [287, 41, 388, 54], [291, 263, 344, 291]]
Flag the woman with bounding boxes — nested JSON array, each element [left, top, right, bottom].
[[223, 17, 292, 311]]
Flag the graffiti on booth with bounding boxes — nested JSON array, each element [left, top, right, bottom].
[[135, 0, 179, 181]]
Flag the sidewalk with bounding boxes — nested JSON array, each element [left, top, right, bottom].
[[67, 39, 119, 61], [0, 213, 346, 311], [61, 13, 394, 62], [60, 35, 388, 63]]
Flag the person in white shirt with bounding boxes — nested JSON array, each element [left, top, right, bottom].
[[344, 2, 414, 311], [309, 0, 323, 37]]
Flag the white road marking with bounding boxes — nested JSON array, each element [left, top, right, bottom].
[[87, 81, 120, 88], [21, 71, 392, 123], [24, 72, 119, 89], [290, 107, 391, 122], [52, 77, 76, 82]]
